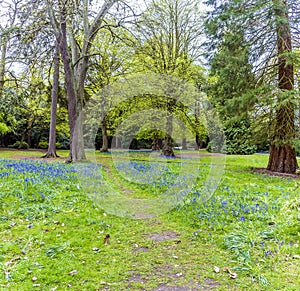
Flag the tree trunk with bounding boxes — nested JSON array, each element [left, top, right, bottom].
[[267, 0, 298, 173], [182, 137, 187, 150], [44, 40, 60, 158], [100, 114, 109, 152], [152, 131, 160, 151], [0, 38, 7, 99], [195, 134, 200, 150], [59, 7, 86, 163], [162, 115, 175, 157], [116, 136, 122, 148], [267, 144, 297, 173]]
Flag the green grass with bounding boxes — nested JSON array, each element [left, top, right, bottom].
[[0, 150, 299, 290]]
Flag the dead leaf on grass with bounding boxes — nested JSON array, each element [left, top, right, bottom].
[[4, 256, 21, 266], [229, 272, 237, 279], [104, 234, 110, 245], [222, 267, 237, 279], [68, 270, 78, 275], [213, 266, 220, 273]]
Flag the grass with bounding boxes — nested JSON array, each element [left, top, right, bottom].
[[0, 149, 299, 290]]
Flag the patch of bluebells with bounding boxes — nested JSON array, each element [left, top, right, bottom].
[[0, 159, 80, 203], [0, 159, 77, 183], [185, 185, 291, 228], [115, 160, 178, 189]]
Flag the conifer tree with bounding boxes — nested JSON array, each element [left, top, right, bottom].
[[206, 28, 257, 154], [205, 0, 299, 173]]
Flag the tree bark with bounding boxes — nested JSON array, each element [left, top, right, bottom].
[[100, 114, 109, 152], [152, 131, 161, 151], [43, 40, 60, 158], [0, 39, 7, 100], [267, 0, 298, 173], [162, 115, 175, 157], [182, 137, 187, 150], [48, 0, 118, 163]]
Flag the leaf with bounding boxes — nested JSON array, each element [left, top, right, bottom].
[[214, 266, 220, 273], [104, 234, 110, 245], [222, 267, 237, 279], [222, 267, 229, 272], [68, 270, 78, 275], [229, 272, 237, 279]]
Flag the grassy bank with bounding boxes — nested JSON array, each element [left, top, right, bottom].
[[0, 150, 299, 290]]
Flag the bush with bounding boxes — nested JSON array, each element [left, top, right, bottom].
[[206, 120, 257, 155], [8, 141, 29, 149], [38, 141, 64, 150], [38, 141, 48, 149]]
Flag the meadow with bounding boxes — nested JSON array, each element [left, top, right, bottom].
[[0, 149, 299, 290]]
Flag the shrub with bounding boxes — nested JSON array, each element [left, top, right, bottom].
[[38, 141, 48, 149], [8, 141, 29, 149]]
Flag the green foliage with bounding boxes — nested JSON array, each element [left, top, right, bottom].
[[37, 141, 48, 149], [223, 120, 257, 155], [8, 141, 29, 149], [37, 141, 64, 150], [205, 24, 257, 154]]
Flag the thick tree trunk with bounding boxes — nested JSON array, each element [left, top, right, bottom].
[[59, 8, 86, 163], [162, 115, 175, 157], [116, 136, 122, 148], [267, 0, 298, 173], [44, 41, 60, 158], [267, 144, 297, 173], [152, 132, 161, 151], [100, 114, 109, 152], [195, 134, 200, 150]]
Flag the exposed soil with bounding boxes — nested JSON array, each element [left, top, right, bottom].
[[147, 230, 180, 242], [254, 168, 300, 179]]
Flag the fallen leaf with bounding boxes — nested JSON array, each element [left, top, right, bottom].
[[104, 234, 110, 245], [229, 272, 237, 279], [68, 270, 78, 275], [268, 221, 275, 225], [222, 267, 237, 279], [214, 266, 220, 273], [4, 256, 21, 266]]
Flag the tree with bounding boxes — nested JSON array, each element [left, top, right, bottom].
[[47, 0, 121, 162], [0, 0, 23, 135], [206, 28, 257, 154], [267, 0, 297, 173], [43, 39, 60, 158], [86, 24, 135, 152], [205, 0, 300, 173], [135, 0, 203, 156]]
